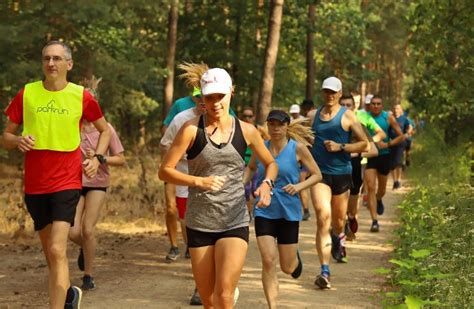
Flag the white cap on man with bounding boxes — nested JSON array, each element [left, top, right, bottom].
[[321, 76, 342, 92], [364, 93, 374, 104], [289, 104, 300, 114], [200, 68, 233, 95]]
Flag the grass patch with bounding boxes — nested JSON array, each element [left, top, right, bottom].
[[381, 126, 473, 308]]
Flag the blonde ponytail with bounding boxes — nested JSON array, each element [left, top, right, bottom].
[[177, 62, 209, 88], [287, 118, 314, 147]]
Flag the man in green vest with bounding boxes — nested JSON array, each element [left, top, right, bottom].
[[3, 41, 111, 309]]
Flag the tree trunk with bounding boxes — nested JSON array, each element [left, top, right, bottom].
[[305, 3, 316, 100], [256, 0, 284, 125], [163, 0, 179, 120], [252, 0, 265, 112]]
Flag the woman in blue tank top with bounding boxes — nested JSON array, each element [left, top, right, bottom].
[[244, 110, 321, 308]]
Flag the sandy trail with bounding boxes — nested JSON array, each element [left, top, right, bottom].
[[0, 183, 407, 308]]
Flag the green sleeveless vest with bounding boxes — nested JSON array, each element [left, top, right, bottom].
[[23, 81, 83, 151]]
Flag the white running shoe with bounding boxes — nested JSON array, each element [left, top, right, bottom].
[[233, 287, 240, 306]]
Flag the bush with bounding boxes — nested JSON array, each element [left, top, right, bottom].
[[381, 125, 473, 308]]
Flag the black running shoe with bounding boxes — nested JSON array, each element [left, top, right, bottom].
[[302, 209, 310, 221], [64, 286, 82, 309], [77, 248, 84, 271], [189, 288, 202, 306], [331, 234, 347, 263], [314, 274, 331, 289], [81, 275, 96, 291], [165, 246, 180, 263], [377, 199, 385, 215], [185, 247, 191, 259], [370, 221, 380, 232], [291, 250, 303, 279]]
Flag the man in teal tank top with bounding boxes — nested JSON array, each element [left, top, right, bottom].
[[309, 77, 370, 289], [365, 96, 405, 232]]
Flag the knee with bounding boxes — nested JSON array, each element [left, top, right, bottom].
[[261, 254, 277, 271], [316, 213, 330, 229], [68, 228, 80, 241], [47, 243, 67, 263], [214, 288, 234, 306], [82, 225, 95, 240], [280, 262, 295, 274], [166, 206, 177, 217]]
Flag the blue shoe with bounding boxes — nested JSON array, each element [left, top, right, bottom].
[[189, 288, 202, 306], [65, 286, 82, 309], [377, 199, 385, 215]]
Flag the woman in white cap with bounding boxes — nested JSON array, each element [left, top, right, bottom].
[[159, 68, 277, 308]]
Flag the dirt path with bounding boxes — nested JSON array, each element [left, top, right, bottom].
[[0, 183, 407, 308]]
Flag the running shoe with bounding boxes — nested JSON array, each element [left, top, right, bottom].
[[377, 199, 385, 215], [165, 246, 180, 263], [77, 248, 84, 271], [370, 221, 380, 232], [185, 246, 191, 259], [331, 234, 347, 263], [81, 275, 96, 291], [233, 287, 240, 306], [302, 209, 310, 221], [189, 288, 202, 306], [393, 181, 401, 190], [314, 274, 331, 289], [348, 216, 358, 234], [64, 286, 82, 309], [345, 222, 356, 241], [291, 250, 303, 279], [362, 193, 368, 208]]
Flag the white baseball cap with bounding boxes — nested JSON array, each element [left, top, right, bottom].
[[364, 94, 374, 104], [321, 76, 342, 92], [200, 68, 233, 95], [289, 104, 300, 114]]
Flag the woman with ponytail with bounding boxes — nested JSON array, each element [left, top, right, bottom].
[[244, 110, 322, 308]]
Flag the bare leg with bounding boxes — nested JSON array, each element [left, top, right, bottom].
[[164, 183, 178, 248], [256, 236, 279, 308], [365, 169, 378, 221], [310, 183, 332, 265], [330, 191, 350, 235], [39, 221, 71, 309], [68, 196, 85, 245], [81, 190, 106, 276], [189, 245, 216, 308], [214, 237, 248, 309]]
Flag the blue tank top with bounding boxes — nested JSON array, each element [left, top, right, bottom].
[[254, 139, 302, 221], [311, 106, 351, 175], [370, 110, 390, 155]]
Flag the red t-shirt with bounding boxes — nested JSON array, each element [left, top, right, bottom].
[[4, 86, 104, 194]]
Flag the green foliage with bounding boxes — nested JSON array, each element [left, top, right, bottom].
[[407, 0, 474, 144], [381, 126, 473, 308]]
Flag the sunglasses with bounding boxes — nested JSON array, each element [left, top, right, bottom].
[[371, 103, 383, 106], [242, 114, 254, 118]]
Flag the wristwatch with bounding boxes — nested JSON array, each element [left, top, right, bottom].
[[94, 153, 107, 164], [262, 178, 274, 190], [340, 143, 346, 152]]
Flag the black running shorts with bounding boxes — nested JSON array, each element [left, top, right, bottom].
[[254, 216, 299, 244], [81, 186, 107, 196], [186, 226, 249, 248], [350, 156, 363, 195], [366, 154, 391, 176], [389, 145, 405, 170], [321, 173, 353, 195], [25, 189, 81, 231]]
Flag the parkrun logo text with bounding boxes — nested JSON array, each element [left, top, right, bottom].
[[36, 100, 69, 115]]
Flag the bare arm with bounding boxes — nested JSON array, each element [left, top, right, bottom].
[[83, 117, 111, 178], [2, 120, 35, 151], [242, 121, 278, 208], [377, 115, 405, 149], [282, 143, 322, 195], [243, 153, 257, 185], [372, 126, 386, 143], [324, 110, 370, 153]]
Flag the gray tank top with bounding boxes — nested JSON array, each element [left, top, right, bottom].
[[185, 115, 249, 232]]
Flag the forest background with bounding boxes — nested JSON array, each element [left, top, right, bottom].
[[0, 0, 472, 307]]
